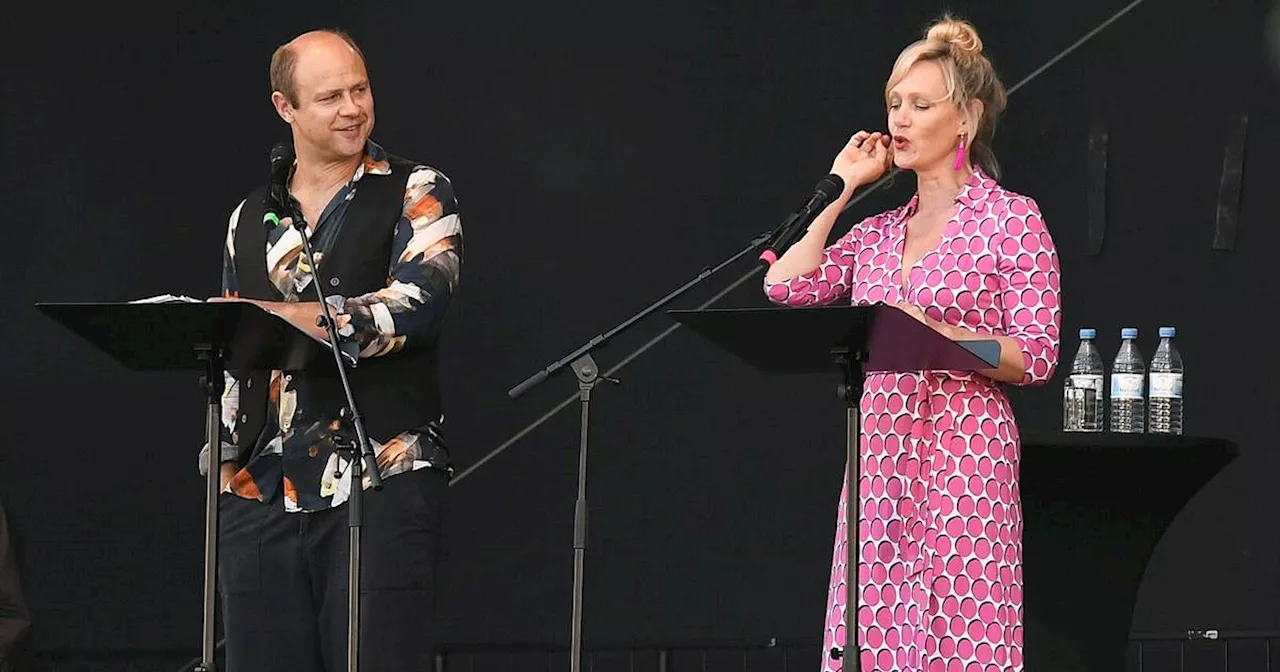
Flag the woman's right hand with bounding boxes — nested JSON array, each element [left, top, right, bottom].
[[763, 130, 891, 283], [831, 131, 893, 198]]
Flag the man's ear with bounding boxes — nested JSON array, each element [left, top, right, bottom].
[[271, 91, 294, 124]]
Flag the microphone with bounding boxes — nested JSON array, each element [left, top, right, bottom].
[[263, 141, 294, 229], [758, 173, 845, 265]]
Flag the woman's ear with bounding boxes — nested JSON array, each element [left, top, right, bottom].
[[964, 98, 986, 136]]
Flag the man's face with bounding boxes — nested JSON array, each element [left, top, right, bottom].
[[276, 36, 374, 163]]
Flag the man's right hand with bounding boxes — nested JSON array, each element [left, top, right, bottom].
[[219, 462, 239, 492]]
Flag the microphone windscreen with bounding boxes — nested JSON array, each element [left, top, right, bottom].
[[815, 174, 845, 202], [270, 141, 294, 167]]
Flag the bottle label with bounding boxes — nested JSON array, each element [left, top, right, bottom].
[[1150, 372, 1183, 399], [1111, 373, 1144, 400], [1068, 373, 1103, 393]]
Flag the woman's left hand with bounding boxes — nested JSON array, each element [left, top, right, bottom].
[[895, 301, 956, 339]]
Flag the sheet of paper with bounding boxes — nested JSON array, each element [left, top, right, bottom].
[[129, 294, 204, 304]]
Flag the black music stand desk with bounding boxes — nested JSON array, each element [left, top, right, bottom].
[[35, 300, 340, 672]]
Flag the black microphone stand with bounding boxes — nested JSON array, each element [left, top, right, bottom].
[[285, 200, 383, 672], [506, 227, 779, 672]]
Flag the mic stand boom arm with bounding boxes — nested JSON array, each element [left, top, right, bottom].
[[508, 227, 776, 398], [287, 205, 382, 672], [506, 226, 775, 672]]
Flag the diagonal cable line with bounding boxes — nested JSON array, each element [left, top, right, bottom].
[[1006, 0, 1145, 97]]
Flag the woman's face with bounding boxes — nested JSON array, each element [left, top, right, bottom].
[[886, 60, 968, 174]]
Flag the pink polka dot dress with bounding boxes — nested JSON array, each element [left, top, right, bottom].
[[764, 169, 1061, 671]]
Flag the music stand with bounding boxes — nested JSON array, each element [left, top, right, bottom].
[[35, 300, 345, 672], [668, 304, 1000, 670]]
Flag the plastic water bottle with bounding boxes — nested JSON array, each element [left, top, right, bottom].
[[1110, 327, 1145, 433], [1148, 326, 1184, 434], [1063, 328, 1105, 432]]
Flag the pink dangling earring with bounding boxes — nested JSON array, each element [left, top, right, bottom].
[[953, 131, 967, 171]]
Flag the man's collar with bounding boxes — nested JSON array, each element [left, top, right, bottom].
[[358, 139, 392, 178], [286, 139, 392, 185]]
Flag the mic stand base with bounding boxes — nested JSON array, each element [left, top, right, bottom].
[[829, 347, 864, 672]]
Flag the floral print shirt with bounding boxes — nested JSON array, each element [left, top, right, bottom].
[[215, 140, 462, 513]]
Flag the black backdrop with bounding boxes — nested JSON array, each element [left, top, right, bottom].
[[1, 0, 1277, 658]]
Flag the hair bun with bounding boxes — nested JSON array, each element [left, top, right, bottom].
[[926, 17, 983, 57]]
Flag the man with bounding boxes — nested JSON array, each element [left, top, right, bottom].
[[199, 29, 462, 671], [0, 499, 30, 672]]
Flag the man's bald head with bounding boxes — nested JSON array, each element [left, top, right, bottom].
[[268, 28, 375, 163], [270, 29, 367, 108]]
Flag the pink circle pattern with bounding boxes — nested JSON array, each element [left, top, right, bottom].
[[765, 170, 1061, 671]]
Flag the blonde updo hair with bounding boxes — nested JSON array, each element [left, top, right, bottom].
[[885, 16, 1008, 178]]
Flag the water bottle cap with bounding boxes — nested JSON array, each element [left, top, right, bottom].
[[1159, 326, 1176, 338], [1079, 328, 1096, 339], [1121, 327, 1138, 339]]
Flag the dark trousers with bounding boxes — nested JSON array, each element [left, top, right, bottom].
[[218, 467, 448, 672]]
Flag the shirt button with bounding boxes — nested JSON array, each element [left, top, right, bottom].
[[308, 446, 319, 458], [245, 379, 253, 389], [329, 277, 340, 287], [239, 413, 248, 423]]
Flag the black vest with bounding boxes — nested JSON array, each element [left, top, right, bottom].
[[231, 154, 443, 454]]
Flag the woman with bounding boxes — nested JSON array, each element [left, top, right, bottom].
[[764, 16, 1061, 672]]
